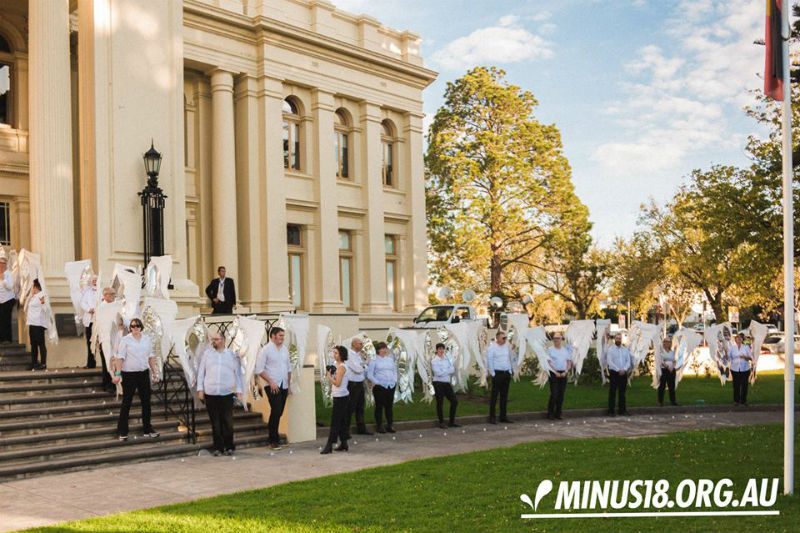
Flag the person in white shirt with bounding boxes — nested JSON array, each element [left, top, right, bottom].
[[367, 342, 397, 433], [205, 266, 236, 315], [81, 276, 98, 368], [546, 333, 573, 420], [605, 332, 633, 416], [432, 342, 460, 429], [95, 287, 121, 392], [321, 345, 350, 454], [729, 333, 753, 406], [112, 318, 160, 441], [486, 331, 516, 424], [658, 337, 679, 406], [0, 256, 15, 344], [256, 326, 291, 450], [26, 279, 48, 370], [345, 337, 372, 437], [197, 332, 244, 456]]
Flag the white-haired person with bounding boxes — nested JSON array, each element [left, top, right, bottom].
[[197, 332, 243, 456], [321, 345, 350, 454], [112, 317, 160, 441], [345, 336, 372, 437], [96, 287, 121, 392], [367, 341, 397, 433], [0, 255, 14, 344], [658, 337, 679, 406], [546, 333, 572, 420], [26, 279, 48, 370]]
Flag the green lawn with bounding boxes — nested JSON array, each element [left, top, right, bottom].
[[29, 424, 799, 532], [315, 372, 798, 425]]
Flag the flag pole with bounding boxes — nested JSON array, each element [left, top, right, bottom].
[[780, 0, 795, 496]]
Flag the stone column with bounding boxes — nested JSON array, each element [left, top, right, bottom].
[[28, 0, 75, 279], [210, 69, 239, 281], [311, 89, 343, 312], [403, 112, 428, 312], [359, 102, 389, 313]]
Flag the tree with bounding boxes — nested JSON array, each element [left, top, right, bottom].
[[426, 67, 589, 298], [609, 234, 662, 321]]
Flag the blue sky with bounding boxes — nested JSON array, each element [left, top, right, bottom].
[[334, 0, 767, 245]]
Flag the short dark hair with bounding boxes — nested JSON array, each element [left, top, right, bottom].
[[32, 279, 42, 291], [217, 266, 226, 273], [374, 341, 388, 351], [269, 326, 285, 338], [336, 345, 348, 361], [435, 342, 445, 350]]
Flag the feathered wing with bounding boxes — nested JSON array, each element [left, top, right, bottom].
[[141, 297, 179, 376], [169, 316, 202, 390], [705, 322, 732, 385], [748, 320, 768, 384], [111, 264, 142, 326], [17, 250, 58, 344], [595, 320, 611, 384], [316, 325, 335, 407], [143, 256, 172, 300], [95, 300, 124, 385], [234, 316, 267, 409], [524, 326, 551, 388], [628, 321, 660, 384], [280, 313, 310, 393], [445, 321, 487, 387], [506, 313, 530, 380], [415, 330, 436, 403], [64, 259, 92, 330], [388, 327, 423, 403], [565, 320, 595, 378], [651, 334, 667, 390], [673, 328, 702, 387]]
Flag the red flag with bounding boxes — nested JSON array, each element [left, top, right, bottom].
[[765, 0, 784, 100]]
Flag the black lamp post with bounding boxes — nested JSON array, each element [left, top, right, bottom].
[[139, 141, 167, 269]]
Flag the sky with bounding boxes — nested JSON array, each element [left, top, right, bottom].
[[333, 0, 769, 245]]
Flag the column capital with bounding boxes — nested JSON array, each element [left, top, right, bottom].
[[311, 88, 335, 112], [359, 101, 383, 124], [210, 69, 235, 92]]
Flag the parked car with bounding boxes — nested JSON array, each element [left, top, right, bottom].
[[761, 334, 800, 356], [412, 304, 479, 328]]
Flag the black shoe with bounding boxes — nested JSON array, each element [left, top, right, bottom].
[[118, 435, 128, 441], [448, 422, 461, 428], [334, 444, 349, 452], [386, 427, 396, 433], [619, 411, 631, 417], [499, 418, 514, 424], [376, 426, 386, 434], [438, 422, 448, 429], [356, 430, 374, 436], [607, 410, 615, 416], [555, 415, 563, 420], [546, 414, 554, 420], [320, 445, 333, 455], [144, 431, 160, 438], [212, 450, 222, 457], [488, 417, 497, 424], [671, 402, 679, 407], [658, 401, 664, 407]]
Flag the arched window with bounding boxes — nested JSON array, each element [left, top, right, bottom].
[[334, 109, 350, 179], [381, 120, 395, 187], [283, 98, 301, 171], [0, 34, 13, 127]]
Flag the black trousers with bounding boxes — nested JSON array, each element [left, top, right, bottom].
[[0, 298, 14, 343], [267, 387, 288, 444], [433, 381, 458, 423], [85, 323, 96, 368], [326, 396, 349, 446], [489, 370, 511, 420], [373, 385, 395, 428], [732, 370, 750, 404], [204, 393, 235, 452], [211, 302, 234, 314], [346, 381, 367, 433], [117, 370, 154, 436], [29, 325, 47, 367], [547, 372, 567, 417], [608, 372, 628, 413], [658, 368, 677, 405], [99, 347, 112, 389]]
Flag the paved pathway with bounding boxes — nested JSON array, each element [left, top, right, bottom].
[[0, 408, 784, 532]]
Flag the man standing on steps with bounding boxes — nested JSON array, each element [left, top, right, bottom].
[[606, 332, 633, 417], [256, 327, 291, 450], [81, 275, 98, 368], [0, 255, 15, 345], [205, 266, 236, 315], [487, 331, 515, 424], [345, 336, 372, 437], [197, 332, 243, 456]]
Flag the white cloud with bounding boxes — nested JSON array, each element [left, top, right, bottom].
[[430, 16, 553, 71]]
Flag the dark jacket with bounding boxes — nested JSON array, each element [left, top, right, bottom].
[[205, 277, 236, 314]]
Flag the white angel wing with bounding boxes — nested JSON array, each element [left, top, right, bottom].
[[748, 320, 768, 384], [65, 259, 92, 327], [280, 313, 310, 393], [143, 256, 172, 300], [595, 319, 611, 384], [565, 320, 595, 377], [316, 325, 335, 407], [524, 327, 551, 388], [673, 328, 702, 387]]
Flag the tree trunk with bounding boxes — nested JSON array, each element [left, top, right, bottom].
[[704, 289, 726, 322], [490, 251, 502, 294]]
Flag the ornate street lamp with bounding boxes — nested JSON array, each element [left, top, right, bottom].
[[139, 141, 166, 269]]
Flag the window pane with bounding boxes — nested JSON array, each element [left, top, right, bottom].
[[0, 64, 10, 126], [290, 254, 303, 308], [334, 131, 340, 176], [340, 257, 351, 309], [341, 133, 348, 178], [0, 202, 9, 245], [282, 121, 289, 169], [292, 123, 300, 170], [338, 231, 350, 250], [287, 224, 301, 246], [384, 235, 394, 255], [386, 261, 395, 310], [386, 143, 393, 186]]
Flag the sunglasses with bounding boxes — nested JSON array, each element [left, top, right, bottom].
[[130, 324, 142, 329]]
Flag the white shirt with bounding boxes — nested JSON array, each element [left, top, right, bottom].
[[0, 270, 13, 303], [116, 334, 154, 372], [431, 355, 455, 383], [196, 347, 243, 396], [26, 291, 48, 328], [216, 277, 226, 302], [80, 286, 97, 327], [331, 362, 350, 398], [606, 344, 633, 373], [661, 349, 675, 371], [256, 341, 291, 389], [345, 349, 367, 383], [729, 343, 752, 372], [486, 342, 514, 376], [367, 355, 397, 388], [547, 345, 572, 372]]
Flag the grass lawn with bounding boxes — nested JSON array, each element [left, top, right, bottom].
[[315, 371, 798, 425], [28, 424, 799, 532]]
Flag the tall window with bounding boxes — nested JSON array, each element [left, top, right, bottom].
[[283, 98, 301, 171], [0, 35, 13, 127], [287, 224, 305, 309], [381, 121, 394, 187], [339, 230, 354, 310], [385, 234, 398, 311], [0, 202, 10, 246], [334, 109, 350, 179]]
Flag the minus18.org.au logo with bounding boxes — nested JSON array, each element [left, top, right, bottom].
[[520, 478, 780, 519]]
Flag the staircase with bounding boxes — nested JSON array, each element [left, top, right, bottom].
[[0, 344, 269, 480]]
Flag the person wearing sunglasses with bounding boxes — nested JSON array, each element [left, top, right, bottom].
[[112, 318, 160, 441]]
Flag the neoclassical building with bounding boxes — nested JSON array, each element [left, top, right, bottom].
[[0, 0, 436, 341]]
